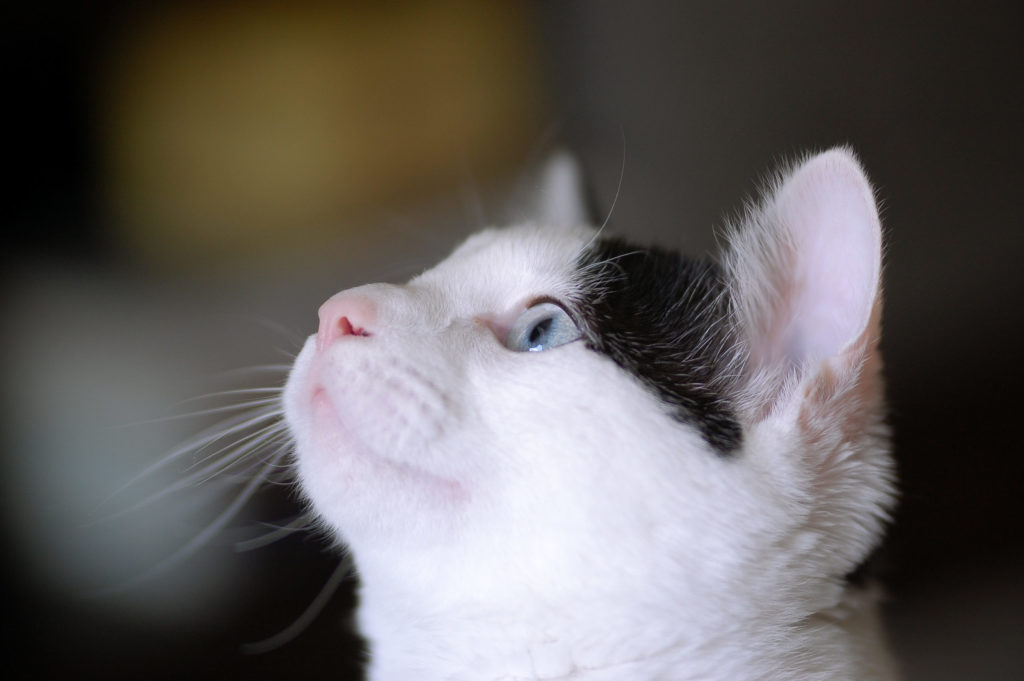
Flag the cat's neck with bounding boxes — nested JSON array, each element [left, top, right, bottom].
[[355, 558, 896, 681]]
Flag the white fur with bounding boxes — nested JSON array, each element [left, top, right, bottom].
[[283, 150, 898, 680]]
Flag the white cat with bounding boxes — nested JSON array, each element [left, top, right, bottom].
[[283, 149, 898, 680]]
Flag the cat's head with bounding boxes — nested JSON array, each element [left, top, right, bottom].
[[283, 149, 894, 620]]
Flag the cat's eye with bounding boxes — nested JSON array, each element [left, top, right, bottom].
[[504, 301, 581, 352]]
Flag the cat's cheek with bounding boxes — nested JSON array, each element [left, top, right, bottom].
[[309, 389, 466, 488]]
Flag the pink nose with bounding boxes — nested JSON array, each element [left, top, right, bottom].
[[316, 294, 377, 351]]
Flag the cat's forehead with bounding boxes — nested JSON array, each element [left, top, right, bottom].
[[411, 223, 595, 310]]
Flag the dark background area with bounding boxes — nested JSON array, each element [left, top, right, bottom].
[[4, 1, 1022, 679]]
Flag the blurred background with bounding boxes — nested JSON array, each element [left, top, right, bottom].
[[3, 1, 1022, 678]]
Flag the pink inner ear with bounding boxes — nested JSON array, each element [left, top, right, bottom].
[[770, 150, 881, 366]]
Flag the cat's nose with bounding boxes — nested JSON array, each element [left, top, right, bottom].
[[316, 294, 377, 351]]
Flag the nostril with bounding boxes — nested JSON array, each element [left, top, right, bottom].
[[337, 316, 355, 337], [317, 294, 377, 351], [336, 316, 370, 337]]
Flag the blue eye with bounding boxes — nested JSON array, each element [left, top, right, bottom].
[[504, 302, 581, 352]]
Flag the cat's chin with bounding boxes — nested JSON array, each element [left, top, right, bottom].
[[287, 360, 471, 543]]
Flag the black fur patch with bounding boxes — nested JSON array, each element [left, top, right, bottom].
[[573, 237, 743, 454]]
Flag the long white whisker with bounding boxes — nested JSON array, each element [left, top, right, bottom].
[[88, 454, 284, 597], [241, 556, 353, 654], [219, 314, 305, 352], [578, 126, 628, 258], [94, 409, 284, 519], [209, 365, 293, 381], [598, 128, 627, 235], [183, 421, 289, 485], [92, 430, 285, 524], [186, 387, 284, 399], [93, 409, 284, 520], [211, 431, 295, 486], [163, 407, 283, 469], [116, 397, 282, 429], [235, 514, 314, 552]]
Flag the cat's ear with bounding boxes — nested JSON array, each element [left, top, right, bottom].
[[727, 148, 883, 420], [535, 151, 599, 227]]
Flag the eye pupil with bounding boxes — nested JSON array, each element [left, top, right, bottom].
[[528, 318, 552, 345]]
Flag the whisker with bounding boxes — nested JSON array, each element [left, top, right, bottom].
[[597, 128, 627, 235], [166, 406, 284, 467], [578, 249, 643, 275], [93, 427, 285, 524], [88, 454, 285, 597], [94, 408, 285, 519], [209, 365, 293, 381], [116, 396, 282, 429], [235, 514, 314, 552], [579, 126, 628, 257], [183, 421, 289, 485], [186, 387, 284, 399], [212, 432, 294, 485], [241, 555, 353, 654], [220, 314, 305, 352]]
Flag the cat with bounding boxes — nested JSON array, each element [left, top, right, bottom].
[[282, 148, 898, 680]]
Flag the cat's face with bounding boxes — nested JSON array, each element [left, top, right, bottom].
[[283, 223, 614, 542], [283, 150, 894, 624]]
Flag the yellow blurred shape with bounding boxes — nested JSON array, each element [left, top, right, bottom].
[[100, 1, 545, 264]]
